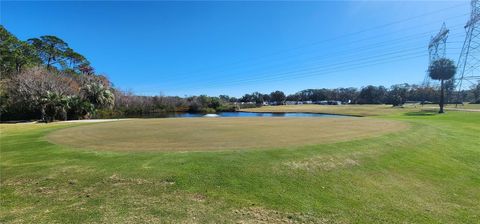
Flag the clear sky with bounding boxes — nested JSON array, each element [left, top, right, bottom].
[[1, 1, 471, 97]]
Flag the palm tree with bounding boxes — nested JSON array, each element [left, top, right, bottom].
[[39, 91, 70, 122], [67, 95, 94, 119], [428, 58, 456, 113], [81, 82, 115, 109]]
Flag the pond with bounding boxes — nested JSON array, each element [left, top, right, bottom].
[[131, 111, 347, 118]]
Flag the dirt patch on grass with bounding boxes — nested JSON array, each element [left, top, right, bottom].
[[284, 156, 359, 171], [46, 117, 408, 152], [233, 207, 328, 224]]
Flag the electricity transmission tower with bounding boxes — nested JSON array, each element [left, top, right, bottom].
[[456, 0, 480, 95], [424, 23, 449, 86]]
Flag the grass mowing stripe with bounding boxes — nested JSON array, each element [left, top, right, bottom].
[[1, 109, 479, 223]]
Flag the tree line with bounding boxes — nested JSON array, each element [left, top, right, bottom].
[[1, 26, 116, 121], [108, 81, 479, 119], [235, 82, 478, 106], [1, 26, 479, 121], [0, 26, 241, 121], [109, 80, 478, 118]]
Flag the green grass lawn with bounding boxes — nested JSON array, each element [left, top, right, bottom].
[[46, 117, 406, 152], [241, 103, 480, 116], [241, 104, 410, 116], [1, 107, 479, 223]]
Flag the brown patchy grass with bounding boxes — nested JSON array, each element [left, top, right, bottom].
[[233, 207, 328, 224], [46, 117, 408, 152], [284, 155, 359, 172], [2, 112, 479, 223]]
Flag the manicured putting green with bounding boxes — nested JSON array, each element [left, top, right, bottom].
[[47, 117, 408, 151]]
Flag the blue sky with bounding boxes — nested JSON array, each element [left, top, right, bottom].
[[1, 1, 471, 97]]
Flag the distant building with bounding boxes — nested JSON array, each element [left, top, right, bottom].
[[328, 101, 342, 105], [319, 101, 328, 105], [285, 101, 297, 105], [268, 101, 280, 106], [313, 100, 342, 105]]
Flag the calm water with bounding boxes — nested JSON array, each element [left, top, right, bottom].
[[140, 112, 345, 118]]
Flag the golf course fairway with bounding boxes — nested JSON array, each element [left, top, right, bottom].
[[46, 117, 407, 152], [1, 107, 479, 223]]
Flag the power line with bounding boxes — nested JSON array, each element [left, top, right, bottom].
[[198, 53, 432, 90], [172, 27, 467, 89], [177, 49, 436, 90], [161, 25, 467, 89], [158, 8, 469, 84], [456, 0, 480, 96]]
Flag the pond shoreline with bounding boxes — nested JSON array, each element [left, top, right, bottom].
[[1, 111, 355, 124]]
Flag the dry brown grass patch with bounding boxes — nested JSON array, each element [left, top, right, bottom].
[[233, 207, 328, 224], [46, 117, 408, 152], [284, 156, 360, 171]]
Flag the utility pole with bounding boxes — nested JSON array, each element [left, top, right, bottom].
[[425, 23, 449, 87], [456, 0, 480, 105]]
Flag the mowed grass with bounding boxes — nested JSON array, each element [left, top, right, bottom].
[[241, 104, 415, 116], [445, 103, 480, 110], [241, 103, 480, 116], [47, 117, 407, 151], [1, 106, 480, 223]]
